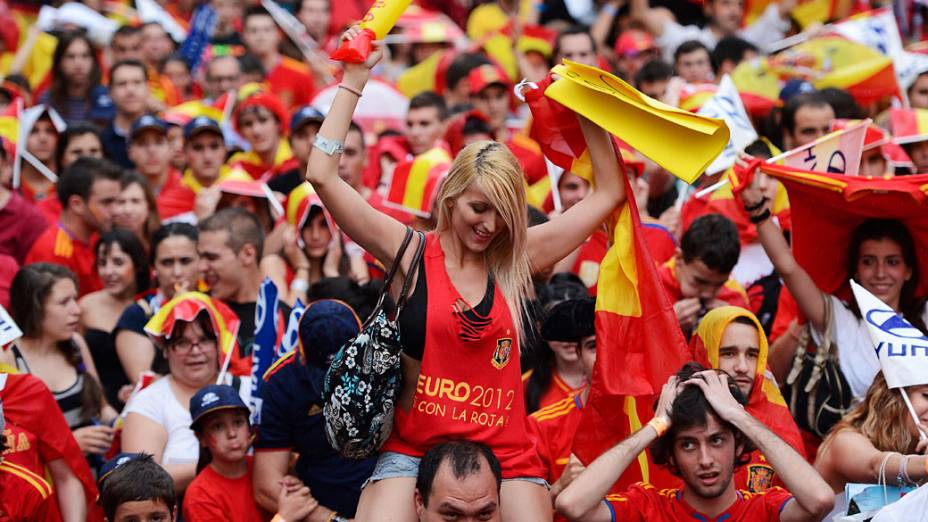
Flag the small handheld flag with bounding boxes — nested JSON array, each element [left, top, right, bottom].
[[850, 280, 928, 441]]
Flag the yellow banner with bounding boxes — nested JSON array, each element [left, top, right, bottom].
[[546, 61, 729, 184]]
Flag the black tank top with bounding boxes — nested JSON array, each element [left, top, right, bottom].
[[398, 255, 495, 361]]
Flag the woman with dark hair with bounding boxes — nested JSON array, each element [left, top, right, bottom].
[[741, 180, 928, 399], [115, 223, 200, 385], [79, 228, 151, 410], [41, 31, 114, 125], [114, 172, 161, 250], [0, 263, 118, 458], [55, 123, 104, 169]]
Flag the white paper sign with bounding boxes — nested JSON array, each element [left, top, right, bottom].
[[0, 304, 23, 347]]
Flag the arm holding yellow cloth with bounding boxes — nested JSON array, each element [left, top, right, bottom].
[[545, 60, 730, 185]]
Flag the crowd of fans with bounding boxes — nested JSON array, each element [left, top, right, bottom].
[[1, 0, 927, 521]]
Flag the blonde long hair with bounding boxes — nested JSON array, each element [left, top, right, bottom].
[[824, 372, 919, 455], [435, 141, 531, 343]]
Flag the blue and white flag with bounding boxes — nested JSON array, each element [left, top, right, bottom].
[[0, 304, 23, 347], [178, 4, 217, 75], [250, 278, 280, 424], [851, 280, 928, 389], [280, 298, 306, 356]]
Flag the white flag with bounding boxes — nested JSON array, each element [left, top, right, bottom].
[[773, 119, 869, 175], [831, 7, 905, 58], [697, 75, 758, 175], [136, 0, 188, 43], [0, 304, 23, 347], [851, 280, 928, 389]]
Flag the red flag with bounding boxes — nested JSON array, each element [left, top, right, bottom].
[[524, 76, 692, 487], [761, 164, 928, 301], [0, 373, 103, 521]]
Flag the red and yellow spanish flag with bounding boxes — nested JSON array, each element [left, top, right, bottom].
[[678, 83, 718, 113], [759, 163, 928, 300], [385, 146, 451, 218], [769, 36, 898, 105], [523, 72, 692, 487], [571, 166, 693, 487], [731, 58, 782, 118], [145, 292, 250, 377], [396, 48, 456, 98]]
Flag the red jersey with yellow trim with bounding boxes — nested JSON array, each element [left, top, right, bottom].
[[521, 369, 584, 412], [658, 258, 750, 310], [381, 234, 545, 478], [505, 133, 548, 186], [228, 140, 299, 181], [267, 57, 317, 110], [0, 460, 52, 522], [528, 393, 583, 485], [1, 424, 41, 475], [603, 483, 793, 522], [25, 224, 101, 296]]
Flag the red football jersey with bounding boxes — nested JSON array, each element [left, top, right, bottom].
[[522, 370, 584, 413], [183, 457, 270, 522], [604, 483, 793, 522], [0, 460, 52, 522], [528, 394, 583, 485], [658, 258, 750, 310], [25, 224, 101, 296]]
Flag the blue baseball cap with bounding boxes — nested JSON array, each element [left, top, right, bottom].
[[189, 384, 249, 430], [779, 79, 815, 103], [98, 452, 145, 487], [290, 105, 325, 134], [183, 116, 223, 141], [129, 114, 168, 141], [298, 299, 361, 368]]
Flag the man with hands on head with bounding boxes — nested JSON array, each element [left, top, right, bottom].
[[555, 364, 833, 522]]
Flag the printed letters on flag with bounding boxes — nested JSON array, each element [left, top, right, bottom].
[[250, 278, 280, 424], [774, 119, 869, 175], [697, 75, 758, 175], [851, 280, 928, 389], [545, 60, 730, 184], [830, 7, 904, 57]]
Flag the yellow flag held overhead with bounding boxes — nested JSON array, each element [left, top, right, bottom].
[[545, 61, 729, 184]]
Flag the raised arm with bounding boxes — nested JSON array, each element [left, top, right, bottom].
[[689, 372, 834, 522], [628, 0, 667, 37], [738, 165, 827, 331], [556, 377, 678, 521], [304, 27, 408, 269], [527, 117, 625, 270]]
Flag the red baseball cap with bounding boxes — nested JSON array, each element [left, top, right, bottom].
[[614, 29, 657, 58], [468, 63, 511, 96]]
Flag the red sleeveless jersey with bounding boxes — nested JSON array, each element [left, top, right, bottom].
[[382, 234, 545, 478]]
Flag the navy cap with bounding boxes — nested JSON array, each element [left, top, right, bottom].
[[298, 299, 361, 368], [189, 384, 248, 430], [129, 114, 167, 141], [98, 452, 144, 487], [290, 105, 325, 134], [183, 116, 223, 141], [779, 79, 815, 103]]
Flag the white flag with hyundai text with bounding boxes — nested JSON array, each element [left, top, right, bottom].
[[851, 280, 928, 389]]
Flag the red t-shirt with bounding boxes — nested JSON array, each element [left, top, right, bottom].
[[0, 460, 52, 522], [658, 259, 749, 310], [0, 253, 17, 309], [267, 57, 316, 110], [0, 192, 49, 263], [522, 370, 584, 412], [528, 394, 583, 485], [154, 169, 191, 221], [604, 483, 793, 522], [183, 458, 269, 522], [25, 224, 101, 296]]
